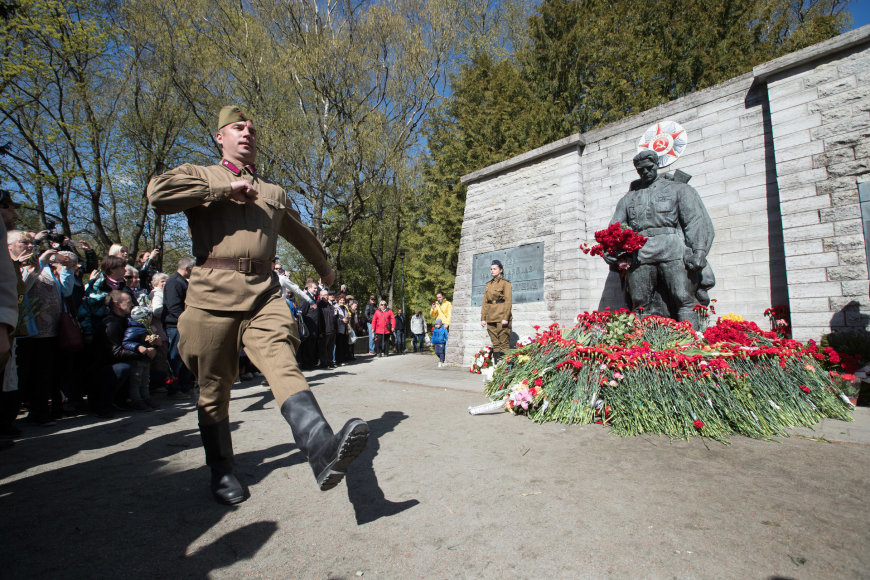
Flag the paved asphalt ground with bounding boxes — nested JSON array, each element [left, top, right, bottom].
[[1, 351, 868, 579]]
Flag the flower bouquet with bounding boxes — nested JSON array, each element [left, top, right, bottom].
[[581, 222, 647, 271], [764, 305, 791, 338], [469, 346, 493, 374]]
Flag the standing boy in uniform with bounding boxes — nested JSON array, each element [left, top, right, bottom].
[[148, 106, 368, 505], [480, 260, 512, 364]]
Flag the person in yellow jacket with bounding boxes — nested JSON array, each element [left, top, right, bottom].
[[480, 260, 512, 364], [429, 291, 452, 329]]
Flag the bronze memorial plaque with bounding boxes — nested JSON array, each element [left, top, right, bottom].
[[471, 242, 544, 306]]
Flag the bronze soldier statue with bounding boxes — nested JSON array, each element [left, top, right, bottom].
[[608, 149, 715, 327], [148, 106, 369, 505]]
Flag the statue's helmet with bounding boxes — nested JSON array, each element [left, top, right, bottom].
[[632, 149, 659, 166]]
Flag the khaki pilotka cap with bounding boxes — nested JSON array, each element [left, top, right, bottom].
[[217, 105, 250, 131]]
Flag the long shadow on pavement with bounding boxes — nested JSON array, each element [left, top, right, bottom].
[[346, 410, 419, 525], [0, 401, 196, 479], [0, 417, 293, 578]]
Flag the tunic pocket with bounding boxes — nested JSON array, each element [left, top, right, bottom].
[[654, 198, 676, 219]]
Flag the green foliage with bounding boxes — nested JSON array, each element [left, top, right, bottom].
[[522, 0, 851, 132], [410, 52, 568, 305], [0, 0, 122, 248]]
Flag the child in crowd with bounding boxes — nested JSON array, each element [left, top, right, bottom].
[[430, 318, 448, 368], [122, 305, 159, 410]]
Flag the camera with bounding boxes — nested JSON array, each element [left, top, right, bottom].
[[41, 219, 72, 251]]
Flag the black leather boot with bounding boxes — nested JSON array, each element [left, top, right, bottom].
[[199, 419, 247, 505], [492, 351, 502, 364], [280, 390, 369, 491]]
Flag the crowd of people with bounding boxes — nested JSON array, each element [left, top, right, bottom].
[[285, 269, 450, 368], [0, 187, 455, 448]]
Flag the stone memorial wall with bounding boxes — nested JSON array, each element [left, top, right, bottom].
[[447, 26, 870, 366]]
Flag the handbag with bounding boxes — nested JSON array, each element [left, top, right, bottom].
[[296, 314, 310, 340], [58, 299, 84, 352]]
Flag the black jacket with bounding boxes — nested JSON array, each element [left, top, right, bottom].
[[137, 256, 159, 292], [319, 298, 337, 334], [162, 272, 188, 327], [364, 302, 376, 325], [105, 313, 145, 363], [300, 290, 320, 335]]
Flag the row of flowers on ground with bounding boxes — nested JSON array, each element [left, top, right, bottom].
[[469, 309, 858, 443]]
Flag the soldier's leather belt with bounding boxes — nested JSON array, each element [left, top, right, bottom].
[[486, 299, 505, 304], [639, 227, 677, 237], [196, 257, 269, 275]]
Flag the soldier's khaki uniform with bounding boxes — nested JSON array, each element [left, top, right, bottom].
[[481, 276, 512, 352], [147, 161, 331, 425]]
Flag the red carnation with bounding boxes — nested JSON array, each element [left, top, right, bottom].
[[693, 420, 704, 429], [534, 377, 543, 387], [800, 385, 811, 394]]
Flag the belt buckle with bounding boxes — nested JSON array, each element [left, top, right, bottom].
[[238, 257, 252, 274]]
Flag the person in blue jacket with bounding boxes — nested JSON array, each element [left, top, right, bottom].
[[430, 318, 449, 368]]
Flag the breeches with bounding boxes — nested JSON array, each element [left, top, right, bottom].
[[178, 293, 307, 425], [486, 321, 511, 352], [628, 261, 694, 311]]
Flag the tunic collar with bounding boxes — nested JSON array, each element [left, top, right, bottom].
[[220, 159, 256, 176]]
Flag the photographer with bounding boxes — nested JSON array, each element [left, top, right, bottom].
[[136, 247, 161, 292], [16, 244, 76, 425], [34, 219, 97, 275]]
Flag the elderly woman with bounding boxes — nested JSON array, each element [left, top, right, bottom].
[[124, 264, 148, 305], [107, 243, 129, 261], [370, 300, 395, 358], [14, 239, 76, 424], [149, 272, 169, 319], [147, 272, 171, 381]]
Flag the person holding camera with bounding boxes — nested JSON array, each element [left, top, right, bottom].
[[429, 291, 452, 329], [15, 242, 76, 424], [136, 248, 161, 292]]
